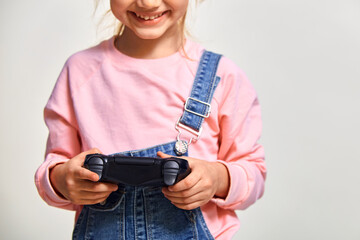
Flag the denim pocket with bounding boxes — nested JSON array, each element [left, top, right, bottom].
[[88, 187, 125, 212], [73, 188, 126, 240]]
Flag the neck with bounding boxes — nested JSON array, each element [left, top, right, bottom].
[[115, 27, 184, 59]]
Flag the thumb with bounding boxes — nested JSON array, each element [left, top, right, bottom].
[[72, 148, 102, 181], [72, 148, 102, 165], [157, 151, 171, 159], [85, 148, 102, 155]]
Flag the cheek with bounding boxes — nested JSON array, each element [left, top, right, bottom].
[[174, 1, 189, 19], [110, 1, 127, 22]]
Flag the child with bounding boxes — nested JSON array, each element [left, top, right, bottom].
[[35, 0, 266, 239]]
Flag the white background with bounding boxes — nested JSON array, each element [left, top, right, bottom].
[[1, 0, 359, 239]]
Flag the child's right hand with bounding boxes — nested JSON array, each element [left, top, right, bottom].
[[49, 148, 118, 205]]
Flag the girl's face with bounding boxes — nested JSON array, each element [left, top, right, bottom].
[[110, 0, 188, 40]]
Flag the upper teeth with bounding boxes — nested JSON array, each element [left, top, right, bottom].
[[136, 12, 163, 20]]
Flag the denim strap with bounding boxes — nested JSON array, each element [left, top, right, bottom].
[[178, 50, 222, 133]]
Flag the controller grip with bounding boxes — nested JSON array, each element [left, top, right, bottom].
[[84, 154, 191, 186], [163, 159, 191, 185], [84, 155, 104, 180]]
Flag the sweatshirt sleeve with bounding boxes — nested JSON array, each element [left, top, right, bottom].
[[212, 64, 266, 210], [34, 63, 81, 211]]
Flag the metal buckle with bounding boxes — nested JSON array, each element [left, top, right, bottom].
[[184, 97, 211, 118], [175, 117, 203, 145]]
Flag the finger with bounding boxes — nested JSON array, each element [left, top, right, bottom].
[[162, 185, 202, 198], [76, 195, 110, 205], [90, 182, 119, 192], [75, 167, 100, 182], [78, 190, 112, 200], [78, 181, 118, 192], [165, 192, 207, 205], [171, 200, 206, 210], [79, 185, 117, 197], [157, 151, 171, 158], [73, 148, 102, 165], [157, 151, 190, 161], [167, 170, 201, 192]]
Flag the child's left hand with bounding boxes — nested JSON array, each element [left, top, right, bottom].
[[158, 151, 229, 210]]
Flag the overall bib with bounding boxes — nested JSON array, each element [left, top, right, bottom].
[[72, 51, 222, 240]]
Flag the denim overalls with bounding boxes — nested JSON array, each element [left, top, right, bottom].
[[72, 51, 222, 240]]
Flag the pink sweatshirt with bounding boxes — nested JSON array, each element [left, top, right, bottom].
[[35, 37, 266, 239]]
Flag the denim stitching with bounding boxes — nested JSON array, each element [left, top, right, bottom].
[[196, 208, 215, 240], [134, 187, 138, 240], [85, 207, 93, 240], [143, 188, 153, 240], [72, 207, 87, 239], [120, 196, 125, 240], [180, 51, 222, 131]]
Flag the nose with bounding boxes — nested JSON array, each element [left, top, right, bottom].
[[136, 0, 161, 9]]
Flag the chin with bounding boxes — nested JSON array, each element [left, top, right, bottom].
[[133, 28, 168, 40], [136, 33, 164, 40]]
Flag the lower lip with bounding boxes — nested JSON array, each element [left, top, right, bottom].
[[130, 11, 168, 26]]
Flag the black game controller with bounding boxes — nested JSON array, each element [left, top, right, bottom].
[[84, 154, 191, 186]]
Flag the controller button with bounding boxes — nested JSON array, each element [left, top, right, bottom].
[[88, 157, 104, 165], [163, 161, 180, 186]]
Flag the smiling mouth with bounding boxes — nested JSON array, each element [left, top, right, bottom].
[[132, 11, 169, 21]]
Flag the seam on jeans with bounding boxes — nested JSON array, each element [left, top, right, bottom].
[[121, 196, 125, 240], [143, 188, 153, 240], [72, 207, 86, 239], [134, 187, 138, 240], [183, 210, 197, 239], [85, 207, 93, 240], [193, 211, 199, 240], [196, 208, 215, 240]]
